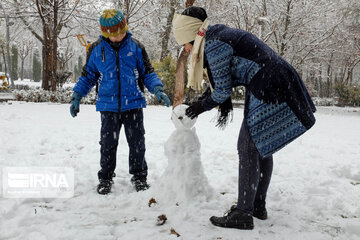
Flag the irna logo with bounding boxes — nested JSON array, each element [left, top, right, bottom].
[[3, 167, 74, 198]]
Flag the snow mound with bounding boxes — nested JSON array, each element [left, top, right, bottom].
[[171, 104, 197, 129], [154, 127, 213, 206]]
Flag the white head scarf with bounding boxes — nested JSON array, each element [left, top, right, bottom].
[[172, 13, 209, 91]]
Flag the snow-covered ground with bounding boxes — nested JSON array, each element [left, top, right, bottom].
[[0, 102, 359, 240]]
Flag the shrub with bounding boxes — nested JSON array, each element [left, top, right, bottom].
[[12, 86, 154, 106], [334, 83, 360, 107], [152, 55, 177, 104], [311, 97, 337, 106], [13, 87, 97, 104]]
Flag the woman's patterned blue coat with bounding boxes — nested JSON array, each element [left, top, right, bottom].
[[202, 24, 316, 157]]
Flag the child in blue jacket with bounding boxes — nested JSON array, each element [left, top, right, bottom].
[[173, 7, 316, 229], [70, 9, 170, 194]]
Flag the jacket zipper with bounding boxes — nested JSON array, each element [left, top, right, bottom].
[[116, 50, 121, 112]]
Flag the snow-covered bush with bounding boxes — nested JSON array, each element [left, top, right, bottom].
[[13, 87, 96, 104], [13, 84, 33, 90], [12, 87, 155, 105], [13, 83, 357, 108], [312, 97, 338, 106]]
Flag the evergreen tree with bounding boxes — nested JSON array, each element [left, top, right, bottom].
[[11, 45, 18, 81], [32, 49, 41, 82]]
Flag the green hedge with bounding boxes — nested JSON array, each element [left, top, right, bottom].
[[334, 83, 360, 107]]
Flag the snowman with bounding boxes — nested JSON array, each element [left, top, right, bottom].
[[155, 104, 213, 206]]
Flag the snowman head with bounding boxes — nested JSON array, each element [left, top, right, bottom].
[[171, 104, 197, 129]]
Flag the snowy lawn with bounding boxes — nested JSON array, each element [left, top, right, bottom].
[[0, 102, 359, 240]]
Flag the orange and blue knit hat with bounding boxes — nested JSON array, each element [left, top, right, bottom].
[[99, 9, 129, 38]]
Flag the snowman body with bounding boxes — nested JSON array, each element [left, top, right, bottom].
[[155, 105, 213, 205]]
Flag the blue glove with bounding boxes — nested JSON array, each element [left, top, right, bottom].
[[153, 86, 170, 107], [70, 92, 83, 117]]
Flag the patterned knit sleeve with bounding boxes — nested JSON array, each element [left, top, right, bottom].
[[203, 40, 233, 110]]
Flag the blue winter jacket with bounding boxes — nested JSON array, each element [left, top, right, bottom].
[[73, 32, 163, 112], [201, 25, 316, 157]]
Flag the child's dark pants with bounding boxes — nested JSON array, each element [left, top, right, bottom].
[[98, 109, 147, 181]]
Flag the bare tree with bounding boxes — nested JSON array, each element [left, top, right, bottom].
[[337, 1, 360, 86], [58, 43, 74, 72], [0, 2, 15, 87], [2, 0, 359, 101], [113, 0, 155, 26], [160, 0, 179, 60], [0, 40, 9, 80], [17, 40, 33, 81], [228, 0, 275, 42], [57, 42, 74, 87], [13, 0, 80, 91]]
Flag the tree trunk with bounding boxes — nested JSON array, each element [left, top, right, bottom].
[[37, 0, 58, 91], [1, 45, 8, 84], [42, 24, 51, 90], [5, 15, 15, 88], [51, 0, 59, 92], [160, 0, 176, 61], [172, 0, 195, 108], [41, 18, 58, 91], [185, 0, 195, 8], [326, 53, 333, 98], [345, 59, 360, 86], [345, 67, 352, 86], [350, 59, 360, 86], [280, 0, 292, 57], [173, 50, 190, 108], [20, 59, 24, 81], [319, 70, 323, 98], [326, 65, 332, 98]]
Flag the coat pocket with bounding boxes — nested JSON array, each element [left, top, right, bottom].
[[98, 71, 118, 97]]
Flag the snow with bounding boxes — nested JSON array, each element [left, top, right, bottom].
[[0, 102, 359, 240], [13, 79, 75, 89], [13, 79, 42, 88], [157, 127, 214, 205]]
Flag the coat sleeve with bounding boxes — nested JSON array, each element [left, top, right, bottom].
[[202, 40, 233, 110], [133, 39, 163, 93], [73, 41, 101, 97]]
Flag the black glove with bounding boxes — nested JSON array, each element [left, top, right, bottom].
[[185, 101, 206, 119], [198, 86, 211, 101]]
